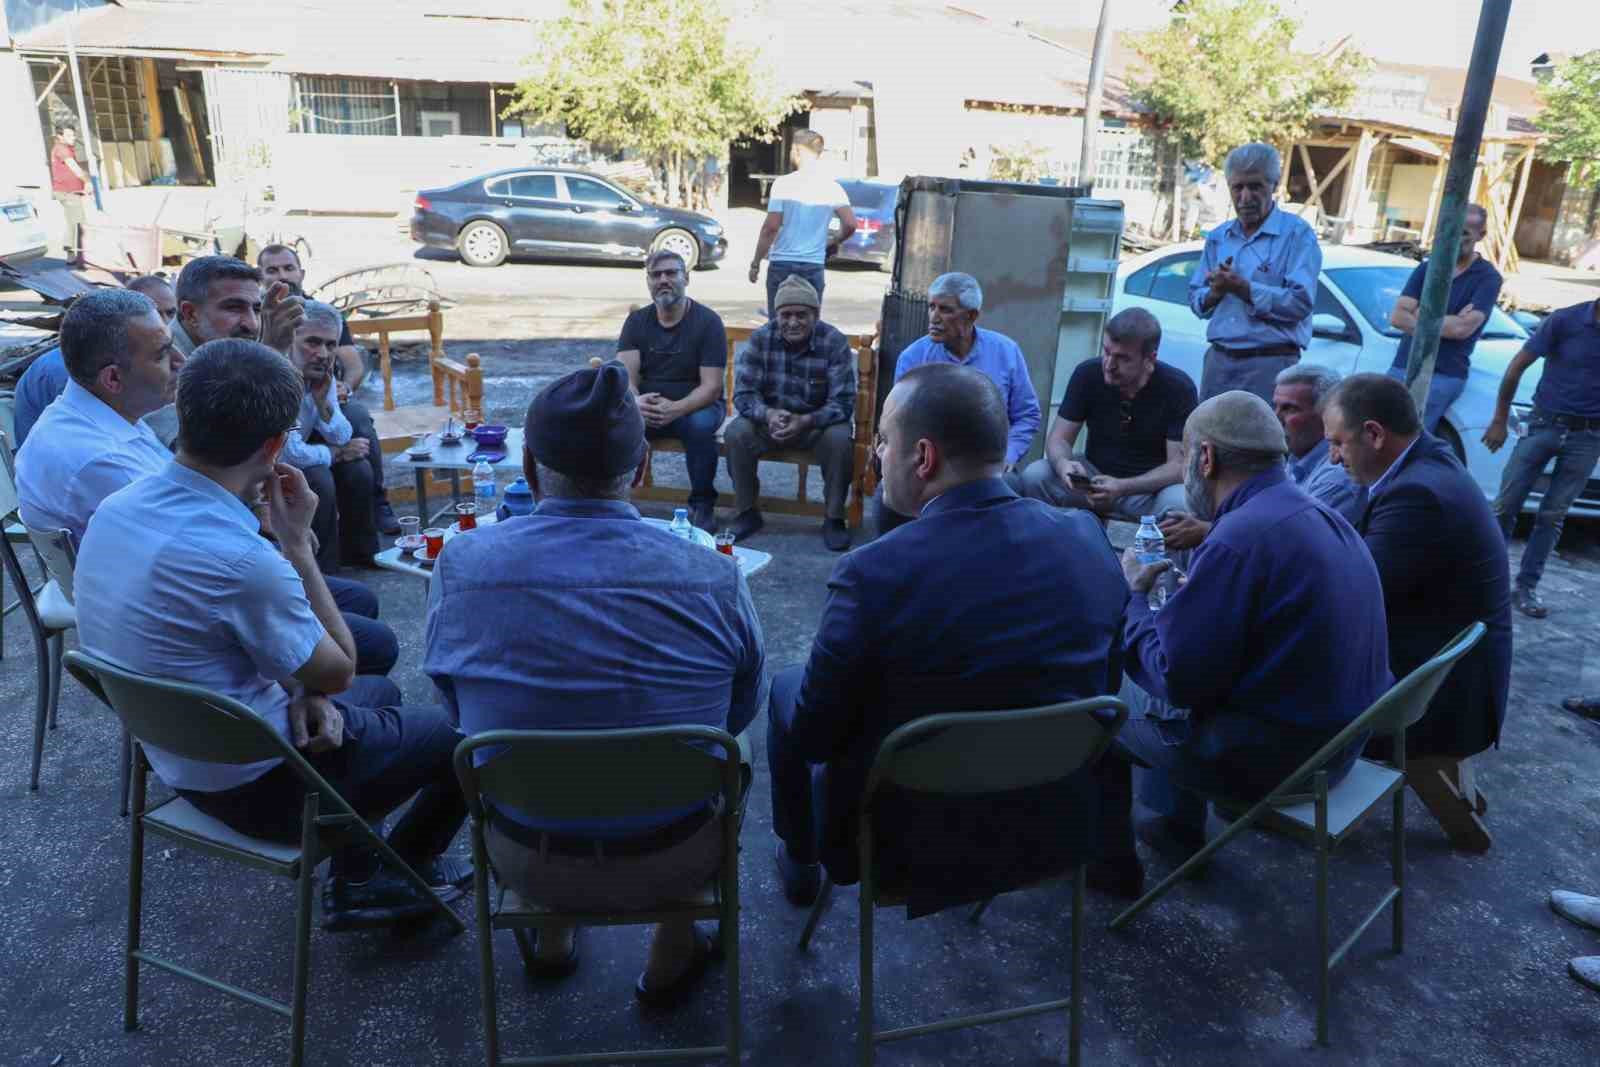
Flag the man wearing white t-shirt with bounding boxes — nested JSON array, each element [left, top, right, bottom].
[[749, 129, 856, 317]]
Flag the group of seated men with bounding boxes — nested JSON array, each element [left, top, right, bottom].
[[32, 251, 1514, 1007]]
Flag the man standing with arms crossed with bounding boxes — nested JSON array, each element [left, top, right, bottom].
[[49, 125, 90, 265], [1387, 204, 1502, 433], [748, 130, 855, 316], [1187, 143, 1321, 403]]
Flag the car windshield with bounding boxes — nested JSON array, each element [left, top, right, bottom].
[[843, 183, 896, 212], [1326, 265, 1527, 341]]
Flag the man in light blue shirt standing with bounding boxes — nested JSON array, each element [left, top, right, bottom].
[[1187, 142, 1321, 404], [874, 271, 1041, 534], [748, 129, 855, 316]]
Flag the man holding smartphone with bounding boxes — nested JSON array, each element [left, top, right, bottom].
[[1014, 308, 1195, 523]]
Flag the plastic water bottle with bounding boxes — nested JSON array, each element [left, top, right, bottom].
[[669, 507, 694, 540], [1133, 515, 1171, 610], [472, 460, 496, 512]]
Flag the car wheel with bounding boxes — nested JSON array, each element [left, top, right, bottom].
[[457, 221, 508, 268], [651, 228, 700, 271]]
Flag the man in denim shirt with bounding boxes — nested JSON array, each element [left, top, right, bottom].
[[425, 361, 764, 1002], [724, 275, 856, 550], [1187, 143, 1321, 404], [1483, 298, 1600, 618]]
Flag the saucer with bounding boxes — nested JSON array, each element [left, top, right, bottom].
[[416, 544, 442, 565], [395, 536, 425, 556], [406, 445, 433, 460]]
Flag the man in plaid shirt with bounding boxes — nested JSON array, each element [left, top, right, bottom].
[[724, 275, 857, 551]]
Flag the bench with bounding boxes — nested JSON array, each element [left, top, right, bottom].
[[350, 300, 485, 454], [631, 325, 880, 528]]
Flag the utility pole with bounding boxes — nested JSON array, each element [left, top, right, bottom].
[[1402, 0, 1512, 414], [64, 0, 103, 211], [1078, 0, 1114, 188]]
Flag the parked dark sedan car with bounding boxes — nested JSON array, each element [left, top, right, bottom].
[[826, 179, 897, 271], [410, 167, 727, 269]]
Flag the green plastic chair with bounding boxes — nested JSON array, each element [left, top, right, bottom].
[[454, 725, 745, 1067], [795, 696, 1130, 1067], [1108, 621, 1486, 1045], [0, 434, 77, 794], [64, 649, 467, 1067]]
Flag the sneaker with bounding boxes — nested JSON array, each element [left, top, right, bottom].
[[773, 841, 821, 907], [375, 498, 402, 536], [821, 518, 851, 552], [1512, 586, 1549, 619], [728, 508, 764, 542], [689, 501, 715, 533], [1551, 890, 1600, 932], [417, 855, 475, 898]]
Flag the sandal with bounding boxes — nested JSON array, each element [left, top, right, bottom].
[[634, 927, 721, 1009], [512, 926, 581, 980]]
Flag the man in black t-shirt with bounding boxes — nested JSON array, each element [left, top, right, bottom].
[[1015, 308, 1196, 522], [616, 250, 730, 530]]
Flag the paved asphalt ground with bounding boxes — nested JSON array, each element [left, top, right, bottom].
[[5, 194, 1600, 1064]]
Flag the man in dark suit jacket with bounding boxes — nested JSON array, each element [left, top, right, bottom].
[[766, 362, 1134, 911], [1324, 372, 1512, 852]]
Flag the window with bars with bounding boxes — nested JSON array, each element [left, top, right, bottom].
[[293, 76, 398, 136]]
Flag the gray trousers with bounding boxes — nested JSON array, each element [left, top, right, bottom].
[[1013, 456, 1187, 522], [1200, 345, 1299, 404], [724, 415, 853, 520]]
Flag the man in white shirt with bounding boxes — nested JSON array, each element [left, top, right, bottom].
[[280, 300, 377, 570], [748, 129, 855, 317], [17, 288, 398, 677], [76, 339, 468, 930], [16, 289, 177, 545]]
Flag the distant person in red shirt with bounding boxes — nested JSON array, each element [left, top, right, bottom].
[[50, 125, 89, 264]]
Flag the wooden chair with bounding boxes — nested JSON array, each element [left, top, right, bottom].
[[351, 300, 485, 453], [1109, 623, 1486, 1045], [797, 697, 1129, 1067], [633, 326, 880, 528]]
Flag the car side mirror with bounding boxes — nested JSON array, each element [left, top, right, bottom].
[[1311, 312, 1351, 340], [616, 201, 635, 213]]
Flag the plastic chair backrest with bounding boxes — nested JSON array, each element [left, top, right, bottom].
[[0, 430, 19, 518], [1277, 621, 1485, 793], [24, 524, 75, 603], [866, 697, 1128, 800], [64, 650, 341, 784], [455, 726, 740, 822]]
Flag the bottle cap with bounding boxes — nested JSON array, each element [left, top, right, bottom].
[[1140, 515, 1157, 524]]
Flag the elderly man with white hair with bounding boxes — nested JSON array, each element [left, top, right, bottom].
[[282, 299, 378, 570], [1103, 390, 1389, 882], [1187, 142, 1321, 405], [873, 271, 1041, 534]]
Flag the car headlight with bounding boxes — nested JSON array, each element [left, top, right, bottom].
[[701, 221, 723, 236]]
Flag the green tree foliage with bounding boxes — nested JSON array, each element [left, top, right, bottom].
[[1129, 0, 1369, 165], [504, 0, 804, 201], [1536, 50, 1600, 190]]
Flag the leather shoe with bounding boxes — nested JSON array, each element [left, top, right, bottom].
[[322, 869, 436, 932], [1086, 856, 1145, 899], [728, 508, 764, 542], [689, 501, 715, 533], [1136, 816, 1210, 880], [821, 518, 851, 552], [1561, 696, 1600, 721], [375, 498, 402, 536], [774, 841, 821, 906]]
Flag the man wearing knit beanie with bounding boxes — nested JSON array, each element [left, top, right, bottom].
[[723, 274, 858, 550], [424, 359, 765, 1003]]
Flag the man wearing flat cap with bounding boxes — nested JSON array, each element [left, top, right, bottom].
[[1103, 390, 1391, 884], [423, 361, 765, 1003], [724, 274, 857, 550]]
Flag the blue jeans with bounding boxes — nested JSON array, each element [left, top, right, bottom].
[[1387, 367, 1466, 434], [1492, 410, 1600, 590], [766, 260, 825, 318], [327, 575, 399, 676], [648, 403, 723, 507]]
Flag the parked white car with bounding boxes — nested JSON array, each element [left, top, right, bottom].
[[1113, 241, 1595, 516], [0, 188, 49, 264]]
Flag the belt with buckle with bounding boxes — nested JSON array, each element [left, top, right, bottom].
[[1212, 343, 1302, 359], [1545, 411, 1600, 431]]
